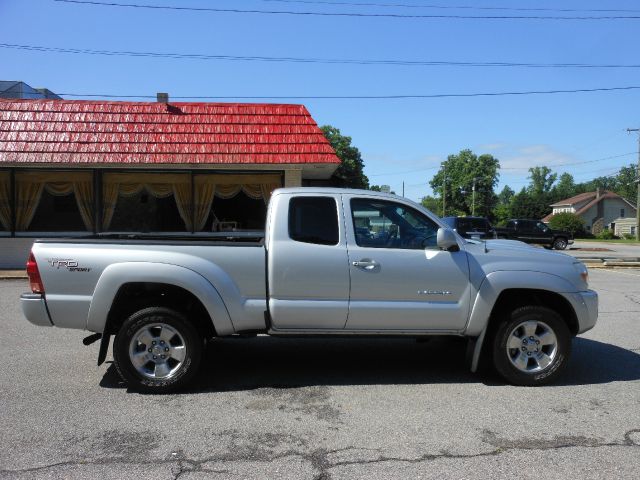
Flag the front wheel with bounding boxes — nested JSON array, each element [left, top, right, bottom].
[[114, 307, 203, 393], [492, 306, 571, 386]]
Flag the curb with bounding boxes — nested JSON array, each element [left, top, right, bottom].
[[0, 271, 28, 280]]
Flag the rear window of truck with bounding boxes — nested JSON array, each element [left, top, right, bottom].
[[288, 197, 339, 246]]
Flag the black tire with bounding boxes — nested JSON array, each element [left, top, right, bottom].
[[114, 307, 203, 393], [553, 237, 568, 250], [492, 306, 571, 386]]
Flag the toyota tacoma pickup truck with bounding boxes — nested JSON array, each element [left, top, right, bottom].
[[21, 188, 597, 392], [495, 219, 574, 250]]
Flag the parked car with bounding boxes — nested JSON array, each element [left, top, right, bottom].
[[21, 188, 596, 392], [494, 219, 573, 250], [441, 216, 497, 240]]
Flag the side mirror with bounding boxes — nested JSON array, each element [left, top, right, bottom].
[[437, 227, 460, 252]]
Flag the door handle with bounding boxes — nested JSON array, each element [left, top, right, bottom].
[[352, 259, 379, 270]]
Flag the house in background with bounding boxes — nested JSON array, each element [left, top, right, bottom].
[[0, 96, 340, 267], [0, 80, 61, 99], [542, 189, 637, 236]]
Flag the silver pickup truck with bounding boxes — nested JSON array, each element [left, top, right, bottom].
[[21, 188, 597, 392]]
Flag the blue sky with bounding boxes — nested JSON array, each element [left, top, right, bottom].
[[2, 0, 639, 201]]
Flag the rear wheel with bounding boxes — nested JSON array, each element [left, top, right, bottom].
[[492, 306, 571, 386], [114, 307, 203, 393], [553, 237, 568, 250]]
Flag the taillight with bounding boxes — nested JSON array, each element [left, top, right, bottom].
[[26, 252, 45, 294]]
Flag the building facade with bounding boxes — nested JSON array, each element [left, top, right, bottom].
[[544, 189, 637, 236], [0, 98, 340, 267]]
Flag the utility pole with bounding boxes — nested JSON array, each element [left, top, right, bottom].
[[441, 162, 446, 217], [628, 128, 640, 241], [472, 177, 477, 216]]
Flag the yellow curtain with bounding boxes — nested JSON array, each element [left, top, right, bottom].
[[73, 181, 94, 232], [215, 184, 243, 199], [0, 172, 10, 231], [15, 181, 44, 231], [193, 180, 216, 231], [102, 173, 192, 231], [101, 180, 120, 231], [260, 182, 281, 204]]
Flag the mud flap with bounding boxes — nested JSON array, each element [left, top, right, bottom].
[[97, 334, 111, 366], [468, 327, 488, 373]]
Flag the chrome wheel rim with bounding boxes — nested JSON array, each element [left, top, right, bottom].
[[555, 239, 567, 249], [129, 323, 187, 379], [506, 320, 558, 373]]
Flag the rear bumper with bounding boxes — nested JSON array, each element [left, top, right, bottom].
[[21, 293, 53, 327]]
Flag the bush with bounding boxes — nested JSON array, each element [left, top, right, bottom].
[[548, 212, 585, 236], [623, 233, 636, 240], [596, 229, 616, 240]]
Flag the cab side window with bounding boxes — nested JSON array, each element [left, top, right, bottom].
[[351, 198, 439, 249], [288, 196, 339, 246]]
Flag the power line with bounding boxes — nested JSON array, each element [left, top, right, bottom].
[[55, 85, 640, 100], [53, 0, 640, 20], [501, 152, 637, 170], [4, 43, 640, 69], [373, 153, 636, 183], [369, 165, 439, 177], [254, 0, 640, 14]]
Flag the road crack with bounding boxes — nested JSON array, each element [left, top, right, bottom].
[[2, 429, 639, 478]]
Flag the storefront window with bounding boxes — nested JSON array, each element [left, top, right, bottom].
[[15, 171, 93, 233], [203, 193, 267, 231], [0, 171, 10, 233], [102, 172, 191, 232], [28, 190, 87, 232], [194, 174, 280, 232]]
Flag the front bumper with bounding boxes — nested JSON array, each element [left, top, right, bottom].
[[564, 289, 598, 334], [21, 293, 53, 327]]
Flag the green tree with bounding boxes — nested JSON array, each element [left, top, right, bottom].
[[509, 188, 550, 220], [615, 164, 638, 204], [497, 185, 515, 206], [493, 185, 515, 225], [321, 125, 369, 189], [552, 172, 576, 202], [420, 195, 441, 215], [528, 166, 557, 196], [430, 149, 500, 218], [548, 212, 585, 235]]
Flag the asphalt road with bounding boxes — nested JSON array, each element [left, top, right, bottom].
[[1, 270, 639, 479]]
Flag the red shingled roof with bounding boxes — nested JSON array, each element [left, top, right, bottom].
[[0, 99, 340, 165]]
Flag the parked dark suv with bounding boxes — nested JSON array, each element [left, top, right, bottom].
[[441, 216, 497, 240]]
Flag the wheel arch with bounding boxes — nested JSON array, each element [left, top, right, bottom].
[[469, 288, 578, 373], [86, 262, 234, 336], [104, 282, 216, 339]]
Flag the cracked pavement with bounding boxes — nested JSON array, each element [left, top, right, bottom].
[[1, 269, 639, 479]]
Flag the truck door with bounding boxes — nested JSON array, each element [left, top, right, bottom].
[[345, 197, 471, 331], [267, 194, 350, 330]]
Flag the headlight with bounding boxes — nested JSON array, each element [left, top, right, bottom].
[[573, 262, 589, 288]]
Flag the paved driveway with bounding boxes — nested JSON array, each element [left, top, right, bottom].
[[1, 271, 639, 479]]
